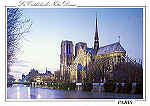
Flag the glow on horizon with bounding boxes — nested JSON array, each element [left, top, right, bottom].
[[9, 8, 143, 79]]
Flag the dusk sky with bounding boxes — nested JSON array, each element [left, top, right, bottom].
[[9, 8, 143, 79]]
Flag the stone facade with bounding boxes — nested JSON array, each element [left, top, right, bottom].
[[95, 42, 126, 68], [75, 42, 87, 57], [69, 46, 92, 82], [60, 40, 74, 81], [93, 42, 126, 81]]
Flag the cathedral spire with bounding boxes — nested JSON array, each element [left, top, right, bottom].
[[96, 13, 98, 33], [94, 13, 99, 53], [46, 67, 48, 72]]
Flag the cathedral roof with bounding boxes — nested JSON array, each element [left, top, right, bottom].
[[86, 48, 96, 55], [97, 42, 126, 55], [77, 64, 87, 72]]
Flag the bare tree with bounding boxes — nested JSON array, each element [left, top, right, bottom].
[[112, 61, 143, 82], [7, 8, 32, 65], [87, 56, 143, 83], [87, 57, 111, 83]]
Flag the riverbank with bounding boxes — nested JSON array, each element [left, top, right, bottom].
[[8, 80, 143, 98], [7, 84, 143, 99], [28, 81, 143, 95]]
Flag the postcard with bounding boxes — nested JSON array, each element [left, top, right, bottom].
[[0, 0, 149, 105]]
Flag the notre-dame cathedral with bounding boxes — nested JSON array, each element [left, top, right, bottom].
[[60, 15, 126, 83]]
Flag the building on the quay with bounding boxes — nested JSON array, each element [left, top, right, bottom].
[[7, 74, 15, 83], [60, 15, 127, 83], [23, 68, 54, 82], [33, 73, 54, 83]]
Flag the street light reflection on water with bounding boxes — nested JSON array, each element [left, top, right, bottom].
[[27, 87, 30, 99], [17, 87, 20, 99], [37, 90, 41, 99], [7, 84, 142, 99]]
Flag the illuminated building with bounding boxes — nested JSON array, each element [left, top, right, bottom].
[[60, 15, 126, 83], [60, 40, 74, 81], [75, 42, 87, 57], [69, 46, 94, 82]]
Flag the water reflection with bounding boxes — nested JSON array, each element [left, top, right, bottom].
[[30, 87, 38, 99], [37, 93, 41, 99], [17, 87, 20, 99], [7, 84, 142, 99], [28, 87, 30, 99]]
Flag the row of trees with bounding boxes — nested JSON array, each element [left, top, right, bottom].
[[113, 61, 143, 82], [86, 56, 143, 83], [86, 57, 110, 83]]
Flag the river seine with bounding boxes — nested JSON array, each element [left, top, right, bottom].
[[7, 84, 142, 99]]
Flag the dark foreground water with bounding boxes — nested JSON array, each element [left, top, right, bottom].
[[7, 84, 142, 99]]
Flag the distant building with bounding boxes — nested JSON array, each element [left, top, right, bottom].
[[24, 68, 39, 82], [25, 68, 54, 82], [45, 67, 52, 75], [29, 68, 39, 76], [34, 73, 54, 83], [7, 74, 15, 82]]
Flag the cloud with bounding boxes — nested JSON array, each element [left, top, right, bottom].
[[13, 64, 30, 68], [9, 59, 32, 77], [10, 59, 32, 68], [10, 70, 22, 74]]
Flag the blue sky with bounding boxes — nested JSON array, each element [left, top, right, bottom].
[[9, 8, 143, 79]]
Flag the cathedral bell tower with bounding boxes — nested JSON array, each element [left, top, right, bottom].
[[94, 14, 99, 53]]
